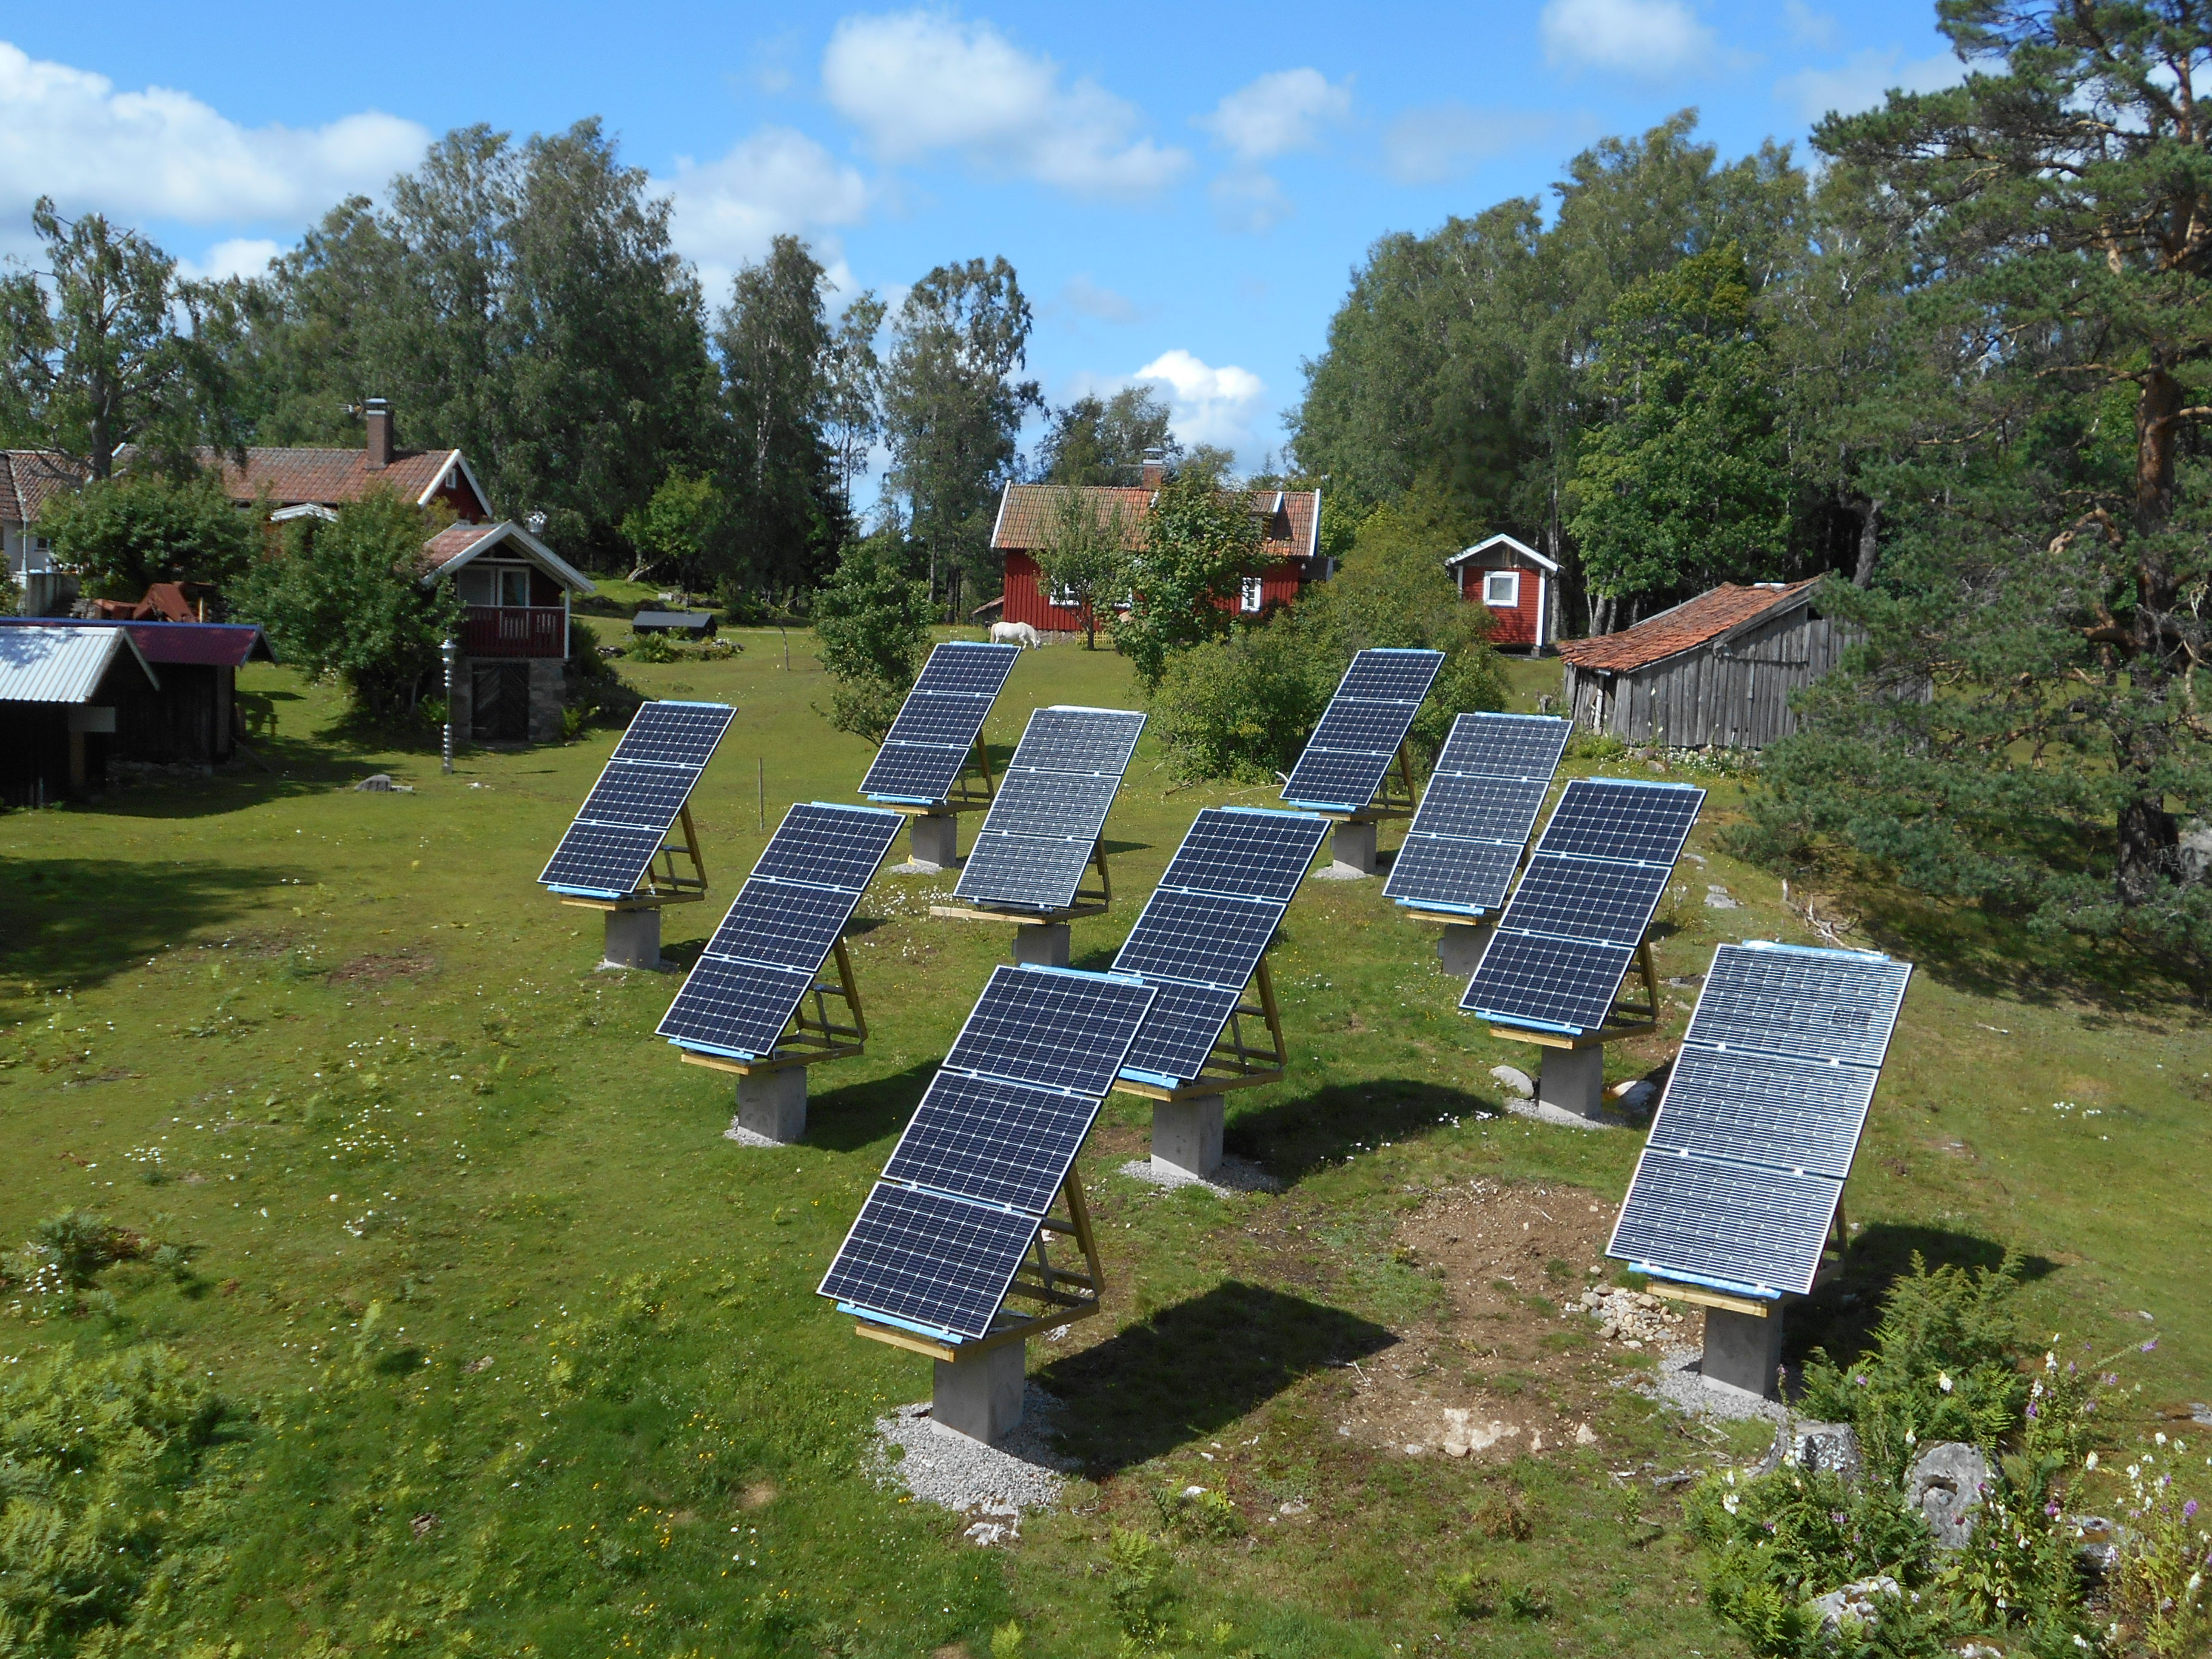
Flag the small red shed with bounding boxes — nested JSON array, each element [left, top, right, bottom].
[[1446, 533, 1560, 652]]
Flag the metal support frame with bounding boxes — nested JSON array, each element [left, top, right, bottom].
[[930, 836, 1114, 927], [679, 937, 868, 1076], [1487, 934, 1662, 1051], [555, 802, 712, 913], [852, 1168, 1105, 1361], [1114, 954, 1288, 1103]]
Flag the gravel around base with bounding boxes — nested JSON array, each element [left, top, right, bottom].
[[722, 1122, 785, 1148], [1118, 1155, 1282, 1195], [1632, 1349, 1794, 1427], [1501, 1098, 1624, 1131], [871, 1386, 1078, 1544]]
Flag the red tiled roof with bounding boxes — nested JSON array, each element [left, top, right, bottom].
[[203, 446, 464, 511], [417, 521, 503, 576], [1555, 579, 1823, 672], [1, 450, 89, 526], [991, 483, 1321, 561]]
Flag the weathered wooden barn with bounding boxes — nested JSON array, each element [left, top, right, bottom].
[[0, 623, 160, 805], [1555, 578, 1850, 749]]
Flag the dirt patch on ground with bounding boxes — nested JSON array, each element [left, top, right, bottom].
[[1324, 1179, 1693, 1465], [327, 950, 438, 985]]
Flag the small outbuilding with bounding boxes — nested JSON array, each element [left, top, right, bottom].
[[0, 623, 161, 804], [416, 520, 596, 745], [1555, 578, 1846, 749], [1446, 533, 1561, 651]]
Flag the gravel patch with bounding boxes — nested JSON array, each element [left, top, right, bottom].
[[722, 1122, 786, 1148], [870, 1386, 1077, 1544], [1118, 1155, 1281, 1195], [1501, 1098, 1623, 1130], [1632, 1349, 1793, 1428]]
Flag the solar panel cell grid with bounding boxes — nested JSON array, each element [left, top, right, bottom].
[[1335, 649, 1447, 703], [1112, 890, 1281, 988], [1497, 856, 1673, 945], [985, 769, 1122, 840], [574, 763, 704, 830], [881, 693, 988, 748], [1460, 931, 1637, 1033], [1016, 707, 1147, 774], [1382, 837, 1523, 913], [697, 882, 854, 970], [1305, 700, 1428, 754], [608, 701, 738, 769], [818, 1182, 1038, 1340], [1157, 810, 1329, 902], [881, 1071, 1101, 1214], [1282, 748, 1401, 811], [1536, 780, 1704, 866], [943, 967, 1160, 1098], [1609, 1151, 1841, 1297], [912, 642, 1022, 697], [1433, 714, 1573, 779], [1118, 980, 1246, 1084], [1646, 1048, 1879, 1180], [746, 804, 903, 891], [1401, 773, 1551, 843], [954, 835, 1096, 911], [859, 743, 970, 802], [1684, 947, 1913, 1068], [539, 823, 667, 894], [655, 957, 816, 1057]]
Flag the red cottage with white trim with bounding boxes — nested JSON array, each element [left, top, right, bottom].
[[1445, 532, 1560, 652]]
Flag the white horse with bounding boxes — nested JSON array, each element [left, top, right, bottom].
[[989, 620, 1043, 649]]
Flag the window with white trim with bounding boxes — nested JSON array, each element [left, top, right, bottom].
[[1482, 569, 1520, 608], [1051, 583, 1080, 607], [1239, 576, 1264, 614]]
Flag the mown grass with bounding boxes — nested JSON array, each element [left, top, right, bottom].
[[2, 628, 2207, 1657]]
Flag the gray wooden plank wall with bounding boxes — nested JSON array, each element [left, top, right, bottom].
[[1563, 607, 1852, 749]]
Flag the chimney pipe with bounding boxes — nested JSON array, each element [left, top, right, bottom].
[[1139, 448, 1166, 489], [364, 398, 393, 471]]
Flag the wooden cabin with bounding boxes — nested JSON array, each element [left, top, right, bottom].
[[415, 520, 595, 745], [1445, 533, 1560, 652], [0, 622, 161, 803], [1555, 579, 1849, 749]]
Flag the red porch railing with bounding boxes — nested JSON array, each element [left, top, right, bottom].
[[460, 606, 566, 659]]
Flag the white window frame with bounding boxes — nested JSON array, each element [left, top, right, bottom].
[[1050, 582, 1081, 608], [1239, 575, 1265, 614], [1482, 569, 1521, 608]]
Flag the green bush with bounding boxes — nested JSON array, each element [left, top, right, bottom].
[[28, 1210, 146, 1287], [812, 532, 933, 743], [1104, 1526, 1176, 1650], [626, 627, 677, 663], [1150, 625, 1331, 783], [562, 618, 641, 732]]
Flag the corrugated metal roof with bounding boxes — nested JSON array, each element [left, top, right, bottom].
[[0, 616, 276, 668], [0, 623, 159, 703]]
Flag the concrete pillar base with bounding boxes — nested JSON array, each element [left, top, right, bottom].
[[1152, 1093, 1225, 1181], [1701, 1305, 1786, 1399], [602, 907, 667, 970], [1537, 1045, 1606, 1121], [1012, 922, 1071, 967], [932, 1340, 1027, 1444], [1317, 819, 1378, 879], [900, 813, 959, 873], [731, 1066, 808, 1145], [1438, 921, 1491, 978]]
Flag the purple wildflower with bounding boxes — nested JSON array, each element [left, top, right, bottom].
[[2027, 1403, 2039, 1419], [2185, 1500, 2199, 1521], [2142, 1338, 2159, 1353]]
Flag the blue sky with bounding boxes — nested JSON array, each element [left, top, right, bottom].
[[1, 1, 1960, 477]]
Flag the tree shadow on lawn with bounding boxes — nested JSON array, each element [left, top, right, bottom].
[[1039, 1279, 1396, 1477], [0, 854, 306, 994], [796, 1059, 938, 1153], [1226, 1076, 1500, 1185], [1785, 1219, 2059, 1372]]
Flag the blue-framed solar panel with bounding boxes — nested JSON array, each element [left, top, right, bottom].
[[1460, 776, 1705, 1035], [540, 699, 736, 899], [657, 801, 903, 1063], [1281, 647, 1444, 812], [953, 705, 1145, 913], [1384, 712, 1569, 916], [1109, 807, 1329, 1088], [1608, 940, 1913, 1299], [859, 642, 1021, 805], [821, 964, 1156, 1343]]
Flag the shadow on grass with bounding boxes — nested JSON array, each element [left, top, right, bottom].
[[799, 1060, 937, 1153], [0, 854, 304, 993], [1039, 1279, 1396, 1476], [1227, 1076, 1497, 1184], [1786, 1221, 2060, 1371]]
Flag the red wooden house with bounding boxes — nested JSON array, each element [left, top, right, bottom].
[[1445, 532, 1560, 652], [990, 458, 1324, 632], [415, 520, 594, 744]]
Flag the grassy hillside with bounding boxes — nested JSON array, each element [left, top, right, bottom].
[[1, 630, 2205, 1657]]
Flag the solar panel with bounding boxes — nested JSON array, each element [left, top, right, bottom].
[[1609, 940, 1913, 1298], [1281, 647, 1444, 811], [953, 705, 1146, 913], [1459, 776, 1704, 1034], [820, 964, 1156, 1342], [1108, 807, 1329, 1088], [1380, 837, 1523, 914], [540, 700, 736, 898], [1384, 712, 1569, 916], [860, 642, 1021, 804], [657, 802, 902, 1062]]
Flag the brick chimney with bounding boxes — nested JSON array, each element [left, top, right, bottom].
[[364, 398, 393, 471], [1139, 448, 1167, 489]]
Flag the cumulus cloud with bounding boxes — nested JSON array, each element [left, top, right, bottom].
[[1782, 0, 1840, 49], [1778, 47, 1963, 122], [821, 12, 1187, 196], [0, 39, 426, 231], [1199, 68, 1351, 162], [1133, 349, 1269, 459], [176, 238, 283, 283], [1382, 104, 1530, 185], [1539, 0, 1715, 77], [660, 126, 871, 284]]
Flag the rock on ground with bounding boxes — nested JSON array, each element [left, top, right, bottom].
[[1907, 1441, 1994, 1549], [1810, 1574, 1899, 1636]]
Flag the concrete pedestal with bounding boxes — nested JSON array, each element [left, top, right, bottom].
[[602, 907, 666, 970], [904, 813, 960, 873], [1320, 820, 1379, 879], [1701, 1305, 1785, 1399], [1537, 1045, 1606, 1121], [932, 1340, 1026, 1444], [1152, 1093, 1225, 1181], [731, 1065, 808, 1144], [1437, 921, 1490, 978], [1011, 922, 1071, 967]]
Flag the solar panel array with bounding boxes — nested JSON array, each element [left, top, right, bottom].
[[1384, 712, 1570, 915], [953, 705, 1147, 911], [859, 642, 1022, 804], [540, 701, 736, 897], [1609, 940, 1912, 1298], [657, 802, 903, 1061], [1280, 648, 1445, 813], [819, 965, 1156, 1341], [1459, 777, 1704, 1034], [1108, 808, 1330, 1088]]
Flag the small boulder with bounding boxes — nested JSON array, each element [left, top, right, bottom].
[[2067, 1514, 2127, 1578], [1757, 1421, 1865, 1484], [1489, 1064, 1534, 1099], [1907, 1441, 1993, 1548], [2180, 819, 2212, 884], [355, 773, 396, 792], [1809, 1574, 1898, 1637], [1704, 885, 1741, 910]]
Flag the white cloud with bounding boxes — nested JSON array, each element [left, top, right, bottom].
[[1382, 104, 1528, 186], [1539, 0, 1715, 77], [1133, 349, 1269, 459], [1783, 0, 1840, 50], [1059, 273, 1147, 325], [1208, 170, 1294, 235], [1778, 47, 1963, 122], [176, 238, 283, 283], [660, 126, 871, 285], [821, 12, 1187, 196], [1199, 69, 1351, 162], [0, 40, 426, 232]]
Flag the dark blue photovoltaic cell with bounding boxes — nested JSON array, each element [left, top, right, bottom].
[[1111, 890, 1279, 988], [1280, 648, 1442, 809], [538, 823, 669, 896], [541, 700, 734, 895], [1495, 857, 1672, 945], [1382, 837, 1523, 913], [943, 966, 1160, 1097], [819, 1183, 1039, 1340], [1684, 946, 1914, 1068], [748, 803, 905, 891], [857, 743, 969, 802], [859, 643, 1020, 803], [1156, 809, 1330, 903], [1016, 706, 1145, 774], [1459, 931, 1637, 1033], [1647, 1047, 1879, 1179], [1384, 712, 1569, 914], [913, 642, 1022, 697], [984, 770, 1122, 839], [574, 763, 700, 830], [955, 836, 1097, 912], [657, 956, 817, 1058], [882, 1071, 1101, 1214], [1118, 980, 1245, 1084], [608, 701, 738, 769], [1610, 1150, 1840, 1298], [1432, 713, 1573, 780], [1535, 779, 1703, 867], [1336, 649, 1447, 703], [953, 705, 1146, 911]]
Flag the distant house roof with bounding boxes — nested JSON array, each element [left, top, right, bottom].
[[0, 450, 90, 528], [991, 484, 1322, 563], [1446, 532, 1560, 574], [1555, 579, 1823, 674], [416, 520, 595, 595], [195, 446, 489, 517], [0, 622, 159, 702], [0, 615, 276, 668]]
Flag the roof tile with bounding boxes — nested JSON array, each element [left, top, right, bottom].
[[1555, 579, 1823, 672], [992, 483, 1320, 562]]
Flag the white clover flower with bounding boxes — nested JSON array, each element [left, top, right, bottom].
[[1939, 1372, 1954, 1393], [1722, 1492, 1741, 1517], [2155, 1432, 2168, 1446]]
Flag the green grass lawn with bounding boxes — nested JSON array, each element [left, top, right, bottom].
[[2, 631, 2206, 1657]]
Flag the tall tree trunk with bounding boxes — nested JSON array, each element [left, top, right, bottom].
[[2117, 365, 2185, 901], [1850, 495, 1882, 588]]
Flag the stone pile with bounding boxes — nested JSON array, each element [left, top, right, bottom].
[[1573, 1285, 1687, 1349]]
